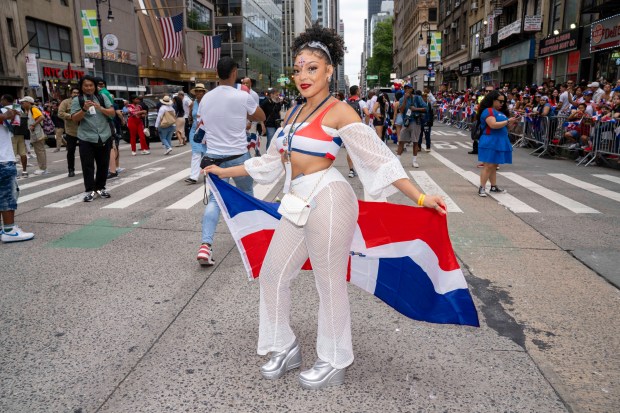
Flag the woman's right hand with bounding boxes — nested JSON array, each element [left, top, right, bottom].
[[203, 165, 225, 177]]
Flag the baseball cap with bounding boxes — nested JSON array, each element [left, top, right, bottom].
[[20, 96, 35, 104], [583, 90, 593, 96], [403, 83, 413, 89], [587, 82, 600, 88]]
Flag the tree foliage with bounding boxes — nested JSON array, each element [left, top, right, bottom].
[[367, 18, 394, 88]]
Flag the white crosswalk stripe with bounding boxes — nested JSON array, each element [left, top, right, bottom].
[[166, 186, 207, 210], [19, 172, 83, 190], [499, 172, 599, 214], [550, 173, 620, 203], [430, 151, 538, 213], [593, 174, 620, 186], [133, 149, 191, 170], [19, 179, 84, 204], [409, 171, 463, 213], [103, 169, 190, 209], [45, 168, 164, 208]]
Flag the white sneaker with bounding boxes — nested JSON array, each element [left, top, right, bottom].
[[131, 151, 137, 156], [164, 147, 172, 155], [142, 150, 151, 155], [1, 225, 35, 243], [412, 161, 420, 168], [33, 169, 49, 175], [21, 171, 29, 178]]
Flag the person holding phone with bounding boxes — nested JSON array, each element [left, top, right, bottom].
[[70, 75, 116, 202], [477, 91, 519, 197]]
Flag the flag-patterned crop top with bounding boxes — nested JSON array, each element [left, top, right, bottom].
[[275, 102, 343, 160]]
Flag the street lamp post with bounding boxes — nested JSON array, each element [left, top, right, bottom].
[[245, 57, 249, 78], [95, 0, 114, 83], [227, 22, 233, 58], [419, 21, 432, 90]]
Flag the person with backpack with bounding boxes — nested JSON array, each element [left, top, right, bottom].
[[260, 88, 284, 150], [10, 103, 29, 178], [20, 97, 48, 175], [155, 96, 176, 155], [397, 85, 426, 168], [70, 75, 116, 202]]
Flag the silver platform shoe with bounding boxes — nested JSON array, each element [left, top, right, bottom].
[[260, 340, 302, 380], [298, 359, 346, 389]]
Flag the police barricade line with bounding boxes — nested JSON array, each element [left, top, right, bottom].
[[587, 119, 620, 167]]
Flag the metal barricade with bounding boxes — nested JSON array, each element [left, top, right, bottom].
[[522, 116, 550, 157], [580, 119, 620, 166]]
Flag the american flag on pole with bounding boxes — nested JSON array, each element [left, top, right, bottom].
[[202, 35, 222, 69], [159, 13, 184, 59]]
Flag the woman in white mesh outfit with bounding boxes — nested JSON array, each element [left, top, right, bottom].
[[203, 23, 446, 390]]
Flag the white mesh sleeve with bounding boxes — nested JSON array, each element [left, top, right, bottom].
[[338, 122, 408, 198], [243, 127, 284, 184]]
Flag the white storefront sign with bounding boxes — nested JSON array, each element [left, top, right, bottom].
[[483, 57, 501, 73], [524, 15, 542, 32], [498, 19, 522, 41]]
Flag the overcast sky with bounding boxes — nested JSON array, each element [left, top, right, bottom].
[[340, 0, 367, 87]]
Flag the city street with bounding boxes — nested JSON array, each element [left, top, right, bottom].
[[1, 123, 619, 412]]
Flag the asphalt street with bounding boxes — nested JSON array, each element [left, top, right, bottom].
[[1, 124, 619, 412]]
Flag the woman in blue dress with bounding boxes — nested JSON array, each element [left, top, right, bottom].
[[477, 90, 519, 197]]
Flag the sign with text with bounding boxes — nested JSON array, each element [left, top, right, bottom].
[[429, 32, 442, 62], [459, 59, 482, 76], [41, 65, 85, 80], [366, 75, 379, 80], [590, 13, 620, 53], [482, 57, 500, 73], [539, 29, 578, 57], [524, 15, 542, 32], [26, 53, 40, 87], [498, 19, 522, 41]]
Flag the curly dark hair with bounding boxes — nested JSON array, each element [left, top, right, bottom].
[[477, 90, 509, 118], [291, 21, 345, 67]]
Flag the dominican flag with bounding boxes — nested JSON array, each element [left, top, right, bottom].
[[202, 35, 221, 69], [159, 13, 184, 59], [207, 175, 479, 327]]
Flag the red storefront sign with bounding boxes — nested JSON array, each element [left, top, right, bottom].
[[567, 50, 581, 74], [590, 13, 620, 52], [42, 65, 85, 80]]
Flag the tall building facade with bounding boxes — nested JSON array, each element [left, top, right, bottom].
[[316, 0, 330, 27], [282, 0, 312, 77]]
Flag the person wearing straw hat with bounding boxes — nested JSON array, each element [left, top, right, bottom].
[[155, 95, 176, 155], [185, 83, 208, 184]]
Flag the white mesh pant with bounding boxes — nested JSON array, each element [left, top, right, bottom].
[[257, 181, 358, 369]]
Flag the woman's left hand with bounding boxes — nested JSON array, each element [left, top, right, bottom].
[[203, 164, 225, 177], [423, 194, 447, 216]]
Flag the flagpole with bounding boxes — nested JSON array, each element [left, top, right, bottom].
[[182, 4, 189, 82]]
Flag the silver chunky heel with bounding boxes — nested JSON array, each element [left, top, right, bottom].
[[260, 340, 302, 380], [298, 359, 346, 390]]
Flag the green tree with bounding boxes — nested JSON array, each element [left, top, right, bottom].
[[367, 18, 393, 88]]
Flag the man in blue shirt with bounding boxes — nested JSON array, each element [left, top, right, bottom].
[[397, 85, 427, 168]]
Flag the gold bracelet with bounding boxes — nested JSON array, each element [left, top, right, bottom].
[[417, 194, 425, 206]]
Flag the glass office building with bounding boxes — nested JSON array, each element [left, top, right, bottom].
[[214, 0, 282, 90]]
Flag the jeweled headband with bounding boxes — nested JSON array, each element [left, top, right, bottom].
[[296, 41, 333, 65]]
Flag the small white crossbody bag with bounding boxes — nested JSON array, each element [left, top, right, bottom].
[[277, 167, 330, 226]]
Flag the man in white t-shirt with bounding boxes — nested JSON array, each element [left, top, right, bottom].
[[557, 83, 573, 115], [367, 90, 377, 126], [181, 90, 192, 137], [195, 57, 266, 266], [0, 94, 34, 243]]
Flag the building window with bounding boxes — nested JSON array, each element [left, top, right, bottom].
[[7, 18, 17, 47], [187, 1, 212, 32], [429, 8, 437, 22], [26, 18, 72, 62]]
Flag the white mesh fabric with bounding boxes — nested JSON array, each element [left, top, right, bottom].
[[243, 127, 284, 184], [257, 181, 358, 369], [338, 122, 408, 198]]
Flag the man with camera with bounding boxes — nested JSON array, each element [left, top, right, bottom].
[[396, 85, 427, 168], [195, 57, 266, 266], [260, 88, 283, 151]]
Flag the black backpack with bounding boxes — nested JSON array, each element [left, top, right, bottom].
[[471, 116, 482, 141], [347, 98, 364, 119]]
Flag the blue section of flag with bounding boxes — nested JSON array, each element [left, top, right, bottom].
[[171, 13, 184, 32], [212, 35, 222, 49], [210, 174, 280, 219], [374, 257, 479, 326]]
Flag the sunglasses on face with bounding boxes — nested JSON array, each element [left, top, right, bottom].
[[496, 98, 505, 102]]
